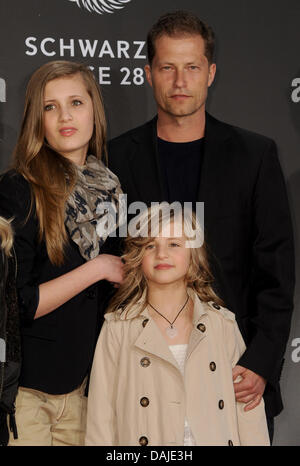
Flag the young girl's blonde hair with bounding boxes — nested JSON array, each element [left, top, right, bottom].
[[0, 216, 13, 256], [107, 204, 223, 314]]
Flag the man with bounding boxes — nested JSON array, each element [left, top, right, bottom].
[[108, 10, 295, 442]]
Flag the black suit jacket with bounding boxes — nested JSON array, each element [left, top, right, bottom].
[[108, 113, 295, 417]]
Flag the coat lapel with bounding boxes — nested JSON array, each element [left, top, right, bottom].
[[133, 310, 179, 370], [186, 295, 208, 361], [133, 294, 209, 368]]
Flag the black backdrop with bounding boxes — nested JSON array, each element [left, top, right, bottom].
[[1, 0, 300, 445]]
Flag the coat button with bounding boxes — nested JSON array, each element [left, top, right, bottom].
[[140, 357, 151, 368], [139, 436, 148, 446], [142, 319, 149, 327], [212, 302, 221, 310], [228, 440, 233, 446], [140, 397, 149, 407], [197, 323, 206, 332], [218, 400, 224, 409], [209, 361, 216, 371]]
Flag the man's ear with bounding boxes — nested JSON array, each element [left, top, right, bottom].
[[144, 64, 153, 87], [208, 63, 216, 87]]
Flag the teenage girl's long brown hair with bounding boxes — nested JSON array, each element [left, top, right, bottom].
[[12, 60, 107, 265], [107, 205, 223, 314]]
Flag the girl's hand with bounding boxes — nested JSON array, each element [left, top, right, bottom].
[[35, 254, 124, 319], [93, 254, 124, 284]]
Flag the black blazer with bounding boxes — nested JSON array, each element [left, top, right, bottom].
[[108, 113, 295, 417], [0, 171, 110, 395]]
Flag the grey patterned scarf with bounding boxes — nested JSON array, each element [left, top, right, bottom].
[[65, 155, 123, 260]]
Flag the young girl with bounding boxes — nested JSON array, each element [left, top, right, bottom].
[[85, 205, 270, 446], [0, 60, 124, 445]]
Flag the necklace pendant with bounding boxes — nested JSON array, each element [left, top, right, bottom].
[[166, 326, 178, 338]]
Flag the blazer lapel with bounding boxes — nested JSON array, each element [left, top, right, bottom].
[[127, 113, 233, 208], [129, 117, 166, 204], [198, 113, 232, 216]]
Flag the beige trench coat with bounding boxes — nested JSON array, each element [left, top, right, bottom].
[[85, 292, 270, 446]]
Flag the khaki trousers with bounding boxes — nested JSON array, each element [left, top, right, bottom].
[[9, 379, 87, 446]]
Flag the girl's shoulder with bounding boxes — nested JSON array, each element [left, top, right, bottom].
[[104, 308, 124, 322], [104, 290, 148, 323], [104, 296, 147, 326], [104, 294, 237, 326], [0, 169, 31, 199], [205, 301, 236, 323], [201, 301, 242, 349], [0, 168, 27, 183], [102, 307, 146, 346], [104, 306, 146, 323], [191, 291, 236, 324], [0, 170, 33, 223], [197, 298, 237, 333]]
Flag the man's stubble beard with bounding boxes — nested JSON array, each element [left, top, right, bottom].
[[158, 101, 205, 119]]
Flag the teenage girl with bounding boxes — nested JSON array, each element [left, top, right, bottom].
[[0, 61, 124, 445]]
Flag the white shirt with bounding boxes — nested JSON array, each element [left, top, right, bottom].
[[169, 344, 196, 446]]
